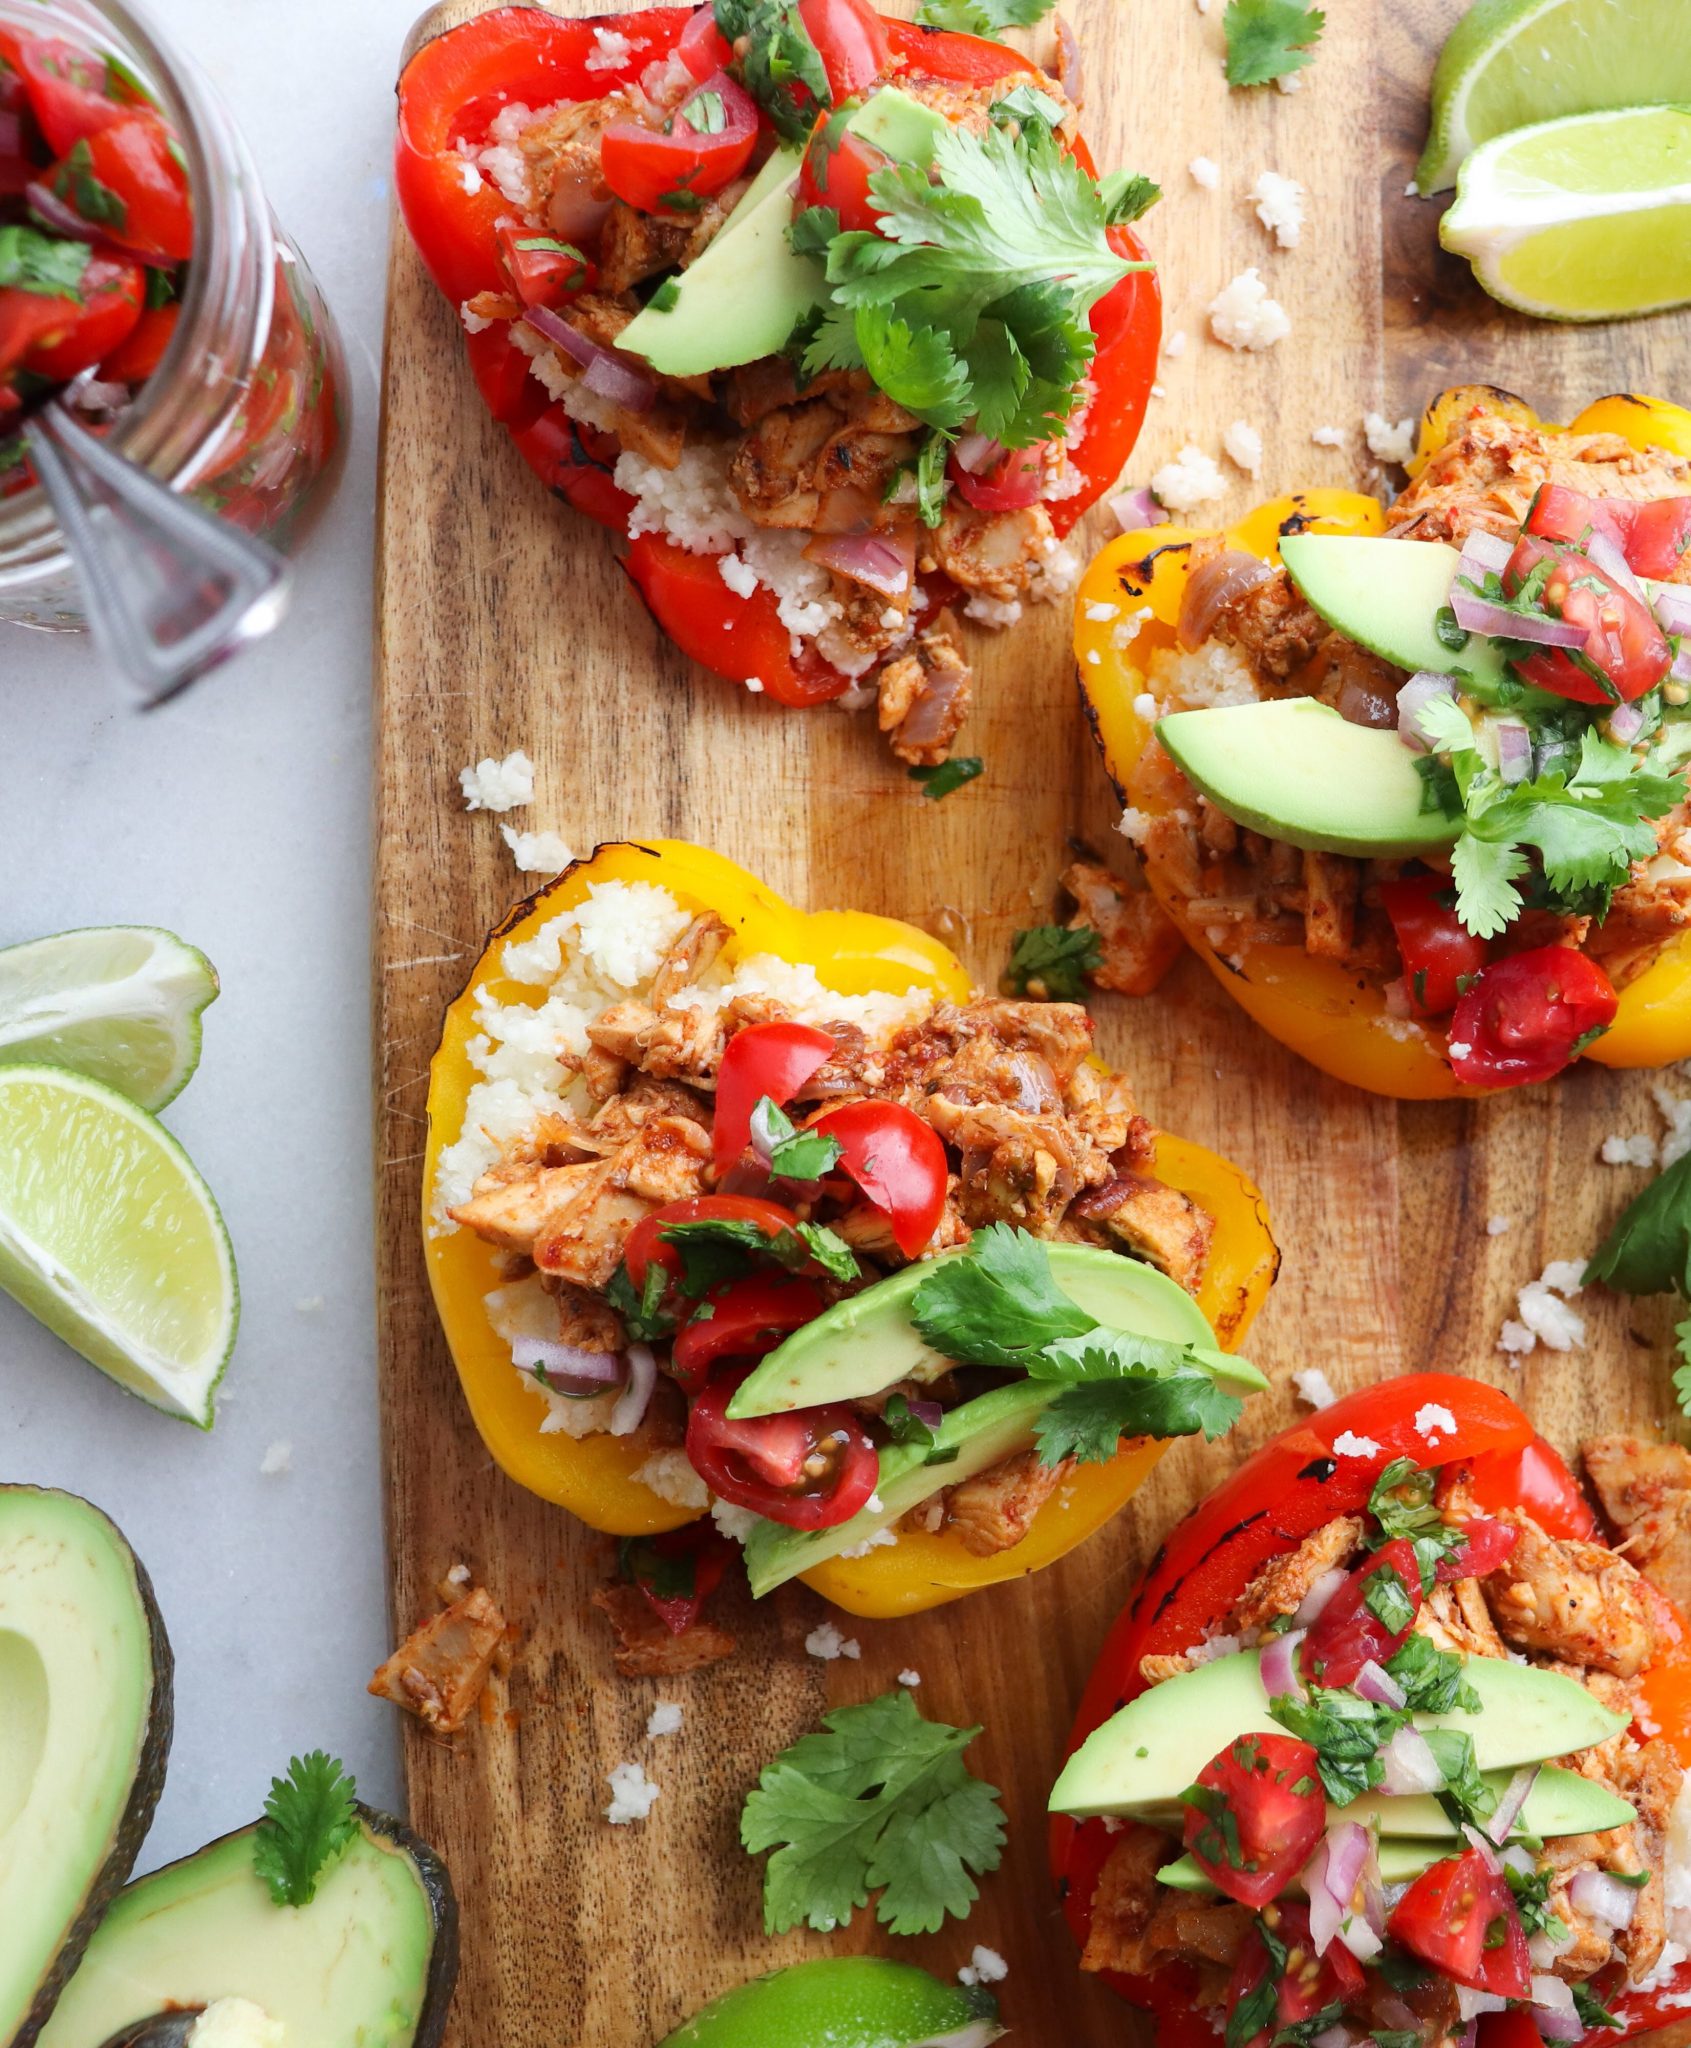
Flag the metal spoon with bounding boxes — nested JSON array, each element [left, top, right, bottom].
[[22, 392, 291, 708]]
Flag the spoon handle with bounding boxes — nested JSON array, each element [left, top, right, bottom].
[[24, 403, 291, 707]]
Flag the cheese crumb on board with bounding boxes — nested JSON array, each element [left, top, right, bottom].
[[259, 1441, 292, 1477], [459, 750, 535, 813], [1189, 156, 1221, 189], [1293, 1367, 1337, 1411], [1208, 269, 1291, 351], [959, 1947, 1009, 1988], [1602, 1133, 1659, 1168], [805, 1621, 862, 1661], [1152, 444, 1227, 513], [605, 1761, 660, 1824], [899, 1668, 922, 1687], [1364, 412, 1417, 466], [1223, 420, 1264, 476], [1312, 425, 1346, 448], [647, 1702, 684, 1738], [1251, 170, 1305, 248], [1498, 1261, 1587, 1358], [500, 825, 572, 874]]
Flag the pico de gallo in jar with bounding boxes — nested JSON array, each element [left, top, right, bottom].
[[395, 0, 1161, 761]]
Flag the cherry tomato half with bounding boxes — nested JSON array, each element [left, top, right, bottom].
[[496, 222, 591, 308], [1182, 1732, 1325, 1910], [808, 1098, 949, 1258], [1226, 1904, 1363, 2048], [670, 1272, 824, 1394], [1303, 1535, 1423, 1689], [685, 1367, 879, 1528], [1505, 533, 1671, 706], [1387, 1848, 1529, 1998], [619, 1521, 730, 1634], [675, 6, 732, 79], [622, 1193, 803, 1292], [1433, 1515, 1517, 1582], [797, 124, 886, 234], [1528, 481, 1691, 585], [96, 299, 177, 385], [1448, 945, 1619, 1089], [18, 250, 144, 383], [600, 71, 758, 216], [950, 438, 1053, 513], [5, 31, 131, 157], [1380, 870, 1489, 1018], [798, 0, 891, 100], [713, 1020, 837, 1173]]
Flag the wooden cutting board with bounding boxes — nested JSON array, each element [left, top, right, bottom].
[[373, 3, 1691, 2041]]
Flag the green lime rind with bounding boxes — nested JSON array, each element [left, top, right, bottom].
[[656, 1959, 1004, 2048], [0, 1063, 239, 1428], [1439, 104, 1691, 322], [1417, 0, 1691, 194], [0, 925, 220, 1113]]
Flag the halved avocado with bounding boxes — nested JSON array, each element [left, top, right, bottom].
[[2, 1486, 172, 2048], [39, 1809, 457, 2048]]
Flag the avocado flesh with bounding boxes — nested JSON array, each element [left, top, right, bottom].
[[845, 84, 950, 168], [1, 1486, 171, 2048], [1048, 1646, 1628, 1817], [729, 1241, 1242, 1418], [1278, 534, 1509, 694], [1157, 698, 1461, 860], [40, 1813, 456, 2048]]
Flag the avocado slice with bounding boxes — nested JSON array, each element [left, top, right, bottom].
[[1156, 1837, 1443, 1895], [2, 1486, 172, 2048], [1156, 698, 1462, 860], [1048, 1647, 1629, 1818], [729, 1241, 1225, 1418], [39, 1809, 457, 2048], [844, 84, 950, 169], [618, 144, 818, 376], [1278, 534, 1509, 693]]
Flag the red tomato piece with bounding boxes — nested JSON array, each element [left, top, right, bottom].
[[1433, 1515, 1517, 1582], [675, 5, 732, 79], [1388, 1848, 1530, 1998], [1380, 870, 1490, 1018], [1624, 497, 1691, 582], [670, 1272, 824, 1394], [950, 439, 1054, 513], [1181, 1732, 1325, 1909], [1443, 1435, 1596, 1541], [0, 285, 80, 379], [0, 250, 144, 386], [685, 1368, 879, 1528], [808, 1098, 949, 1257], [600, 71, 758, 215], [95, 299, 177, 385], [496, 222, 591, 307], [1225, 1904, 1363, 2048], [622, 1192, 803, 1292], [619, 1521, 730, 1634], [54, 111, 194, 265], [1504, 533, 1671, 706], [7, 32, 130, 157], [798, 0, 891, 100], [0, 56, 37, 197], [797, 124, 886, 234], [1303, 1534, 1424, 1688], [1527, 481, 1691, 585], [713, 1020, 837, 1173], [1448, 945, 1619, 1089]]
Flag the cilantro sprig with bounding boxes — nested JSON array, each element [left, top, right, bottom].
[[1223, 0, 1325, 87], [918, 0, 1055, 29], [910, 756, 984, 800], [751, 1095, 844, 1181], [1585, 1150, 1691, 1412], [657, 1213, 860, 1293], [0, 224, 89, 300], [1005, 922, 1101, 999], [713, 0, 831, 141], [253, 1751, 359, 1906], [741, 1689, 1006, 1935]]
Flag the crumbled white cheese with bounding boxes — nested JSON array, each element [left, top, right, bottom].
[[460, 749, 535, 813], [839, 1524, 899, 1558], [1498, 1260, 1587, 1357], [1151, 443, 1227, 513], [1486, 1216, 1512, 1236], [499, 825, 572, 875], [711, 1497, 759, 1543], [647, 1702, 684, 1738], [1332, 1430, 1383, 1459], [1251, 169, 1306, 248], [1223, 419, 1264, 477], [1084, 598, 1121, 623], [259, 1440, 292, 1477], [1164, 329, 1188, 359], [1146, 639, 1259, 709], [1364, 412, 1417, 467], [189, 2001, 286, 2048], [605, 1761, 660, 1824], [718, 551, 759, 599], [899, 1668, 922, 1688], [959, 1947, 1009, 1988], [632, 1449, 710, 1510], [1312, 425, 1346, 448], [1208, 268, 1291, 351], [1117, 806, 1154, 845], [1188, 156, 1221, 189], [965, 592, 1024, 629], [1414, 1402, 1457, 1447], [1150, 381, 1168, 401], [586, 24, 638, 68], [472, 100, 547, 211], [1602, 1133, 1659, 1168], [1275, 70, 1302, 92], [805, 1621, 862, 1661], [1293, 1367, 1337, 1411], [1132, 691, 1160, 722], [744, 675, 765, 694], [1654, 1069, 1691, 1166]]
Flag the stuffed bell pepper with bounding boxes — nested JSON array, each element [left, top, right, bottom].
[[1050, 1372, 1691, 2047], [423, 841, 1277, 1627], [395, 1, 1160, 760], [1079, 388, 1691, 1098]]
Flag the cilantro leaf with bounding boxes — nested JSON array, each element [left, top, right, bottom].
[[855, 304, 974, 431], [1223, 0, 1324, 87], [1384, 1632, 1479, 1715], [1422, 1725, 1495, 1829], [1449, 832, 1530, 941], [913, 429, 950, 527], [1005, 922, 1101, 999], [0, 223, 89, 300], [1269, 1690, 1405, 1805], [605, 1260, 677, 1342], [1572, 1982, 1624, 2032], [1676, 1316, 1691, 1419], [990, 84, 1069, 134], [911, 1222, 1096, 1367], [252, 1752, 359, 1906], [713, 0, 831, 141], [659, 1215, 859, 1293], [1505, 1862, 1568, 1947], [910, 756, 984, 799], [918, 0, 1054, 30], [1034, 1370, 1242, 1466], [1586, 1149, 1691, 1298], [740, 1690, 1006, 1935], [751, 1095, 844, 1182], [1098, 170, 1161, 224], [796, 1219, 861, 1281], [1366, 1456, 1469, 1584], [789, 204, 839, 258], [883, 1391, 940, 1449]]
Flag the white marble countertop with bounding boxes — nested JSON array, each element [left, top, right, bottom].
[[1, 0, 427, 1868]]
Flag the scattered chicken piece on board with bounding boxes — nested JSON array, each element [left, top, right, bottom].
[[369, 1581, 510, 1734]]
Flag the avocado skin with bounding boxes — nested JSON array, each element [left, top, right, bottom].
[[359, 1808, 460, 2048], [11, 1488, 174, 2048]]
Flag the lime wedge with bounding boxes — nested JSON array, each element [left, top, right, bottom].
[[1417, 0, 1691, 193], [658, 1959, 1003, 2048], [1439, 106, 1691, 320], [0, 926, 218, 1112], [0, 1064, 237, 1426]]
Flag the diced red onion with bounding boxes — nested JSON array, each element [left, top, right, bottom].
[[610, 1342, 657, 1436], [1586, 527, 1649, 605], [1674, 640, 1691, 686], [1533, 2011, 1584, 2044], [521, 307, 657, 413], [1455, 2024, 1478, 2048], [1502, 1844, 1537, 1877], [1487, 1763, 1540, 1845], [1456, 530, 1514, 582], [1569, 1867, 1640, 1931], [1294, 1568, 1347, 1628], [1376, 1999, 1419, 2034], [1379, 1724, 1444, 1795], [1462, 1822, 1503, 1875], [1110, 486, 1168, 533], [1306, 1821, 1369, 1956], [1179, 549, 1277, 651], [954, 432, 999, 476], [1653, 583, 1691, 637], [512, 1335, 626, 1399], [1337, 1915, 1382, 1963], [802, 529, 913, 597], [907, 1398, 944, 1430], [1496, 719, 1533, 784], [24, 178, 98, 241], [1258, 1627, 1306, 1703], [1451, 576, 1587, 647], [1529, 1975, 1582, 2043], [1054, 12, 1084, 109], [1457, 1989, 1509, 2023], [1312, 2029, 1353, 2048], [896, 661, 969, 748], [1354, 1658, 1406, 1708], [1397, 670, 1457, 751]]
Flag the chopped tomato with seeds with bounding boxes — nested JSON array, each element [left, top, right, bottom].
[[1302, 1535, 1424, 1688], [1448, 946, 1619, 1089], [1180, 1732, 1325, 1909], [1433, 1514, 1516, 1581], [1225, 1904, 1362, 2048], [1504, 532, 1671, 706], [1527, 480, 1691, 584], [685, 1367, 879, 1529], [806, 1098, 949, 1257], [599, 71, 758, 216], [1387, 1846, 1530, 1998], [670, 1272, 824, 1394], [622, 1193, 803, 1294], [1380, 871, 1489, 1018], [496, 222, 591, 307]]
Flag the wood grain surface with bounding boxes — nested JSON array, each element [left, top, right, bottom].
[[373, 4, 1691, 2042]]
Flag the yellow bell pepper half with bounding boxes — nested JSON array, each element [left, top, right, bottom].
[[1078, 395, 1691, 1100], [423, 840, 1279, 1619]]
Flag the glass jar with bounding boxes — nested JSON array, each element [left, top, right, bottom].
[[0, 0, 348, 630]]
